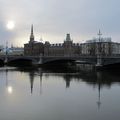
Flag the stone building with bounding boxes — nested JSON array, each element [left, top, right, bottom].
[[24, 25, 81, 56], [24, 25, 44, 56], [24, 26, 120, 56], [44, 34, 81, 56], [81, 38, 120, 56]]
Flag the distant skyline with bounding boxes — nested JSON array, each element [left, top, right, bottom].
[[0, 0, 120, 47]]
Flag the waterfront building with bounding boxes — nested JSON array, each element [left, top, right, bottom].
[[24, 25, 44, 56], [0, 46, 24, 55], [81, 38, 120, 56], [24, 26, 120, 57], [8, 47, 24, 55], [44, 34, 81, 56], [24, 25, 81, 56]]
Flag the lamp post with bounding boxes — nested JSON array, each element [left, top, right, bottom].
[[96, 30, 102, 67], [4, 41, 8, 64], [98, 29, 102, 54]]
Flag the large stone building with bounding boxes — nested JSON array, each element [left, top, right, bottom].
[[81, 38, 120, 56], [24, 26, 120, 56], [44, 34, 81, 56], [24, 25, 81, 56], [24, 25, 44, 56]]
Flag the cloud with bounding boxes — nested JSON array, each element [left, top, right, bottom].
[[0, 0, 120, 46]]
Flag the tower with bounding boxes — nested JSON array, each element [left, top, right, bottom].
[[66, 33, 71, 41], [30, 24, 34, 42], [63, 34, 73, 56]]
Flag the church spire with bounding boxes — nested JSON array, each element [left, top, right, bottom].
[[31, 24, 33, 34], [30, 24, 34, 42]]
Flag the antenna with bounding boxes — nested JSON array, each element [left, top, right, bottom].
[[97, 29, 102, 42]]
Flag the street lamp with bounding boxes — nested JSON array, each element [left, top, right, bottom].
[[96, 30, 102, 67], [97, 29, 102, 55], [4, 41, 8, 64]]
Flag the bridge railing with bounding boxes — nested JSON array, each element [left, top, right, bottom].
[[1, 53, 120, 59]]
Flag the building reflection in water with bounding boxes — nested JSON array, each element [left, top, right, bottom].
[[63, 75, 71, 88], [15, 64, 120, 109], [39, 68, 43, 95], [96, 72, 102, 110], [29, 68, 43, 94], [5, 67, 13, 94], [29, 71, 34, 94]]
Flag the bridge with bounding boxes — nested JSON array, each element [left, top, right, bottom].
[[0, 55, 120, 68]]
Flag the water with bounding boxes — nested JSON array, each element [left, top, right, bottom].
[[0, 65, 120, 120]]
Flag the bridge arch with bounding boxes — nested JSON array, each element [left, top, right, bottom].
[[7, 57, 37, 66], [43, 57, 76, 64], [42, 57, 96, 65], [0, 59, 4, 66]]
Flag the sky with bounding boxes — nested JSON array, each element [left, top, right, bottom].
[[0, 0, 120, 47]]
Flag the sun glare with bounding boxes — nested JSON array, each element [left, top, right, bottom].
[[6, 21, 15, 30], [7, 86, 13, 94]]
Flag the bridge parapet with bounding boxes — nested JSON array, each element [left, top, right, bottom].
[[0, 55, 120, 67]]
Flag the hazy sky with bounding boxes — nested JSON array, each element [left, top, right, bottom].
[[0, 0, 120, 47]]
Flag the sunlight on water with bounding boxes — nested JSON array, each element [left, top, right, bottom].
[[0, 65, 119, 120], [7, 86, 13, 94]]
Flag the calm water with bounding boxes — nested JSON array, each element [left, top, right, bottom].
[[0, 65, 120, 120]]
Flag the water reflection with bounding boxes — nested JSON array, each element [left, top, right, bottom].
[[39, 68, 43, 95], [2, 65, 120, 93], [0, 65, 120, 119], [29, 69, 43, 94], [4, 66, 13, 94], [0, 66, 117, 90], [7, 86, 13, 94], [23, 64, 120, 111], [29, 71, 34, 94], [97, 81, 101, 110], [6, 65, 120, 96]]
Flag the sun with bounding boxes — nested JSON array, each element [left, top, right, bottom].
[[6, 21, 15, 30]]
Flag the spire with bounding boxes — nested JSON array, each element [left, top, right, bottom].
[[31, 24, 33, 35], [30, 24, 34, 42]]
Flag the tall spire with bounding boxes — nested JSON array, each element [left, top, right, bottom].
[[30, 24, 34, 42], [31, 24, 33, 34]]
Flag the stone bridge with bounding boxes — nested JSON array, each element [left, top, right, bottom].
[[0, 55, 120, 68]]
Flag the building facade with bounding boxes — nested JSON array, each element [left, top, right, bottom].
[[0, 47, 24, 56], [24, 26, 120, 56], [24, 25, 81, 56], [44, 34, 81, 56], [81, 38, 120, 56], [24, 25, 44, 56]]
